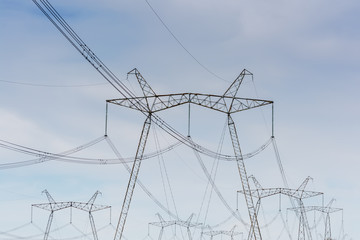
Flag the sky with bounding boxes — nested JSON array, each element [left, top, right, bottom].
[[0, 0, 359, 239]]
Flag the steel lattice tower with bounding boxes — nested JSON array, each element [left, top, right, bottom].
[[32, 190, 111, 240], [288, 199, 343, 240], [238, 176, 323, 240], [107, 68, 273, 240]]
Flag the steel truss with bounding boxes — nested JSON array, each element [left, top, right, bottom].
[[149, 213, 202, 240], [288, 199, 342, 240], [239, 176, 323, 240], [29, 3, 273, 239], [203, 225, 243, 240], [108, 69, 273, 240], [32, 190, 111, 240]]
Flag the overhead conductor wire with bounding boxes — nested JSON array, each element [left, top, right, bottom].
[[144, 0, 229, 83], [152, 125, 185, 239], [31, 0, 274, 165], [0, 79, 107, 88]]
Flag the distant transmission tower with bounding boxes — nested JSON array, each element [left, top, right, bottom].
[[238, 176, 323, 240], [32, 190, 111, 240], [288, 199, 343, 240], [202, 225, 243, 240], [149, 213, 202, 240]]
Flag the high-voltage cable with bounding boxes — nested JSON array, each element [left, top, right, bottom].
[[0, 136, 180, 169], [105, 137, 180, 221], [194, 120, 227, 236], [152, 126, 182, 237], [31, 2, 273, 239], [0, 134, 272, 169], [0, 136, 105, 169], [144, 0, 229, 83], [32, 0, 274, 165], [190, 135, 250, 229]]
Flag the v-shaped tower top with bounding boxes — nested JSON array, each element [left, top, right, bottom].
[[108, 68, 272, 115], [223, 69, 253, 98]]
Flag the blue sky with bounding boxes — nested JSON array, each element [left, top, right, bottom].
[[0, 0, 359, 239]]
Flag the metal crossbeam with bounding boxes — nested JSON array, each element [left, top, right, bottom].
[[108, 94, 272, 114], [32, 201, 110, 212], [239, 188, 323, 199]]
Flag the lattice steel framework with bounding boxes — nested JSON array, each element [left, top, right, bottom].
[[203, 225, 243, 240], [239, 176, 323, 240], [108, 68, 273, 240], [288, 199, 342, 240], [32, 190, 111, 240], [30, 2, 273, 239], [149, 213, 202, 240]]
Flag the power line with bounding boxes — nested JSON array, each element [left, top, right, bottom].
[[144, 0, 230, 83], [0, 79, 108, 88]]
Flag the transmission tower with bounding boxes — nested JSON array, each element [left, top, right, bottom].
[[288, 199, 343, 240], [202, 225, 243, 240], [149, 213, 202, 240], [238, 176, 323, 240], [32, 2, 273, 240], [32, 190, 111, 240], [107, 68, 273, 240]]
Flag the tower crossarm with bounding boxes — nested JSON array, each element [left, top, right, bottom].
[[288, 206, 342, 214], [203, 230, 242, 236], [71, 202, 111, 212], [32, 202, 73, 212], [279, 189, 322, 199], [149, 220, 202, 228], [107, 94, 272, 114], [32, 201, 110, 212], [238, 188, 322, 199], [149, 221, 176, 228]]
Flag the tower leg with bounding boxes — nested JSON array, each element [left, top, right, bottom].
[[227, 114, 261, 240], [187, 227, 192, 240], [325, 213, 331, 240], [89, 212, 99, 240], [248, 199, 262, 240], [158, 228, 164, 240], [297, 200, 312, 240], [114, 115, 152, 240], [44, 211, 54, 240]]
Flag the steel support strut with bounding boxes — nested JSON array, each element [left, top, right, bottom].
[[325, 213, 331, 240], [44, 211, 54, 240], [248, 199, 262, 240], [114, 114, 152, 240], [227, 114, 261, 240], [89, 213, 99, 240], [297, 199, 313, 240]]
